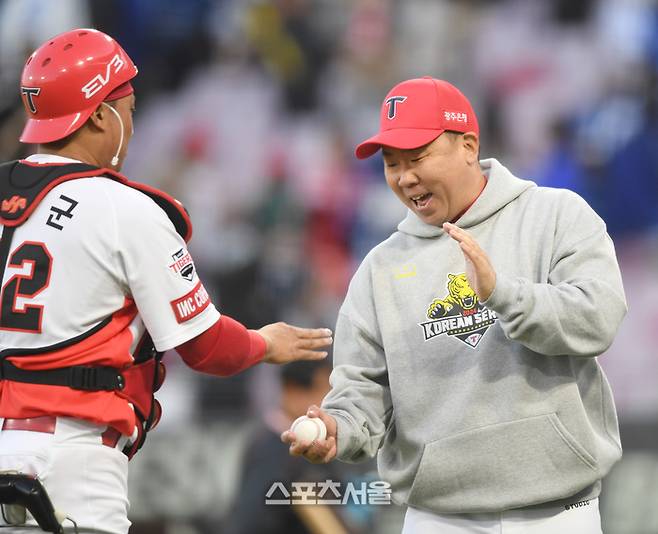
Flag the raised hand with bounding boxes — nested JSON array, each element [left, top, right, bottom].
[[443, 222, 496, 301]]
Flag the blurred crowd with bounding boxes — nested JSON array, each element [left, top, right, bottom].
[[1, 0, 658, 532]]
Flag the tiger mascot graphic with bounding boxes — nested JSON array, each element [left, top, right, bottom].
[[420, 273, 497, 347], [427, 273, 478, 319]]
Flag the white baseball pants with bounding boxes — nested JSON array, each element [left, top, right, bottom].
[[402, 498, 602, 534], [0, 417, 131, 533]]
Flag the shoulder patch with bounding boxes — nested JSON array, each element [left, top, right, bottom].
[[168, 248, 195, 282]]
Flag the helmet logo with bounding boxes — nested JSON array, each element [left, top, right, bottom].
[[81, 54, 125, 99], [21, 87, 41, 114]]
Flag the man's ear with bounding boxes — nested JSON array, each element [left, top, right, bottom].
[[461, 132, 479, 165], [87, 103, 107, 132]]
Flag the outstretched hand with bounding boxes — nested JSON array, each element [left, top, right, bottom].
[[258, 323, 332, 364], [443, 222, 496, 301], [281, 405, 338, 464]]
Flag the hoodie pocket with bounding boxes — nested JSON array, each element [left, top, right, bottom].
[[407, 413, 598, 513]]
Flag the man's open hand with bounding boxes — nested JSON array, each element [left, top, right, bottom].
[[443, 222, 496, 301], [258, 323, 332, 364]]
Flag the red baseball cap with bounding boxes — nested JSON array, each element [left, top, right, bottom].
[[355, 77, 479, 159]]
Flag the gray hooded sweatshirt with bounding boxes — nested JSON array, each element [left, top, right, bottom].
[[322, 158, 627, 514]]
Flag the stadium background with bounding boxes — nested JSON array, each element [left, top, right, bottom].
[[1, 0, 657, 532]]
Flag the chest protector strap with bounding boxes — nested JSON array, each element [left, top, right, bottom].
[[0, 160, 192, 239], [0, 160, 190, 459]]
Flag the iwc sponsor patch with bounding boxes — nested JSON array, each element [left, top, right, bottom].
[[419, 273, 497, 348]]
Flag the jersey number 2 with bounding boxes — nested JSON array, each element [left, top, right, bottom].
[[0, 242, 53, 333]]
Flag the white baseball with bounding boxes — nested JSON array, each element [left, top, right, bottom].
[[290, 415, 327, 442]]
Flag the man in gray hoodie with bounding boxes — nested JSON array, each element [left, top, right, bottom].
[[282, 77, 627, 533]]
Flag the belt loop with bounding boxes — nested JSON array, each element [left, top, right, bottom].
[[101, 427, 122, 448]]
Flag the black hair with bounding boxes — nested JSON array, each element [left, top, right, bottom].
[[280, 358, 331, 389]]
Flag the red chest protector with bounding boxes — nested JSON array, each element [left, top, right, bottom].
[[0, 160, 192, 458]]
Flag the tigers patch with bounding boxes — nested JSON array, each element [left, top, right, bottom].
[[419, 273, 497, 348], [168, 248, 195, 282]]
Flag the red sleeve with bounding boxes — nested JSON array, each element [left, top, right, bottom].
[[175, 316, 267, 377]]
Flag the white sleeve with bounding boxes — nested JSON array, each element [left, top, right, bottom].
[[111, 185, 220, 351]]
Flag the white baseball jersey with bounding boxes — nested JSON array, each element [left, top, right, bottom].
[[0, 154, 219, 432]]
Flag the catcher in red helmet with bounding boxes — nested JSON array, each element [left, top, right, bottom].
[[0, 29, 332, 533], [20, 29, 137, 149]]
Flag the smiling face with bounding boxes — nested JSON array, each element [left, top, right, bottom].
[[382, 131, 481, 226]]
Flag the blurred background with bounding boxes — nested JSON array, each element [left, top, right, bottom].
[[1, 0, 657, 532]]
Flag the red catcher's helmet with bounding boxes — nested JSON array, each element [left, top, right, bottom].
[[19, 28, 138, 144]]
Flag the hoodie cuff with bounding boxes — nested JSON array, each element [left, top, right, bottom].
[[323, 409, 362, 461], [481, 272, 520, 319]]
